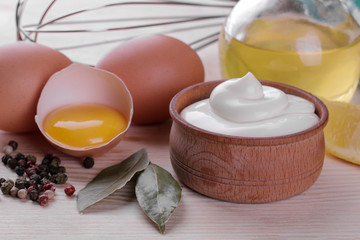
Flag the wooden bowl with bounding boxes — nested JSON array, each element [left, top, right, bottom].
[[169, 80, 328, 203]]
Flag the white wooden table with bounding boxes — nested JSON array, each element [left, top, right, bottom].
[[0, 1, 360, 239]]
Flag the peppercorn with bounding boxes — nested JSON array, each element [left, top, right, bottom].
[[17, 188, 27, 199], [29, 189, 39, 201], [49, 156, 61, 168], [17, 159, 26, 167], [64, 185, 75, 196], [15, 177, 27, 189], [10, 187, 19, 197], [43, 183, 55, 192], [30, 174, 41, 183], [8, 140, 18, 151], [0, 178, 5, 184], [28, 179, 37, 188], [25, 154, 36, 165], [15, 166, 25, 176], [2, 145, 13, 155], [58, 166, 66, 173], [39, 171, 49, 179], [7, 158, 17, 169], [1, 180, 14, 195], [41, 157, 51, 166], [27, 185, 35, 194], [43, 190, 55, 200], [83, 157, 94, 169], [49, 166, 59, 175], [50, 173, 68, 184], [1, 154, 11, 165], [40, 177, 51, 186], [38, 164, 49, 173], [14, 153, 25, 161], [39, 194, 49, 206], [37, 184, 44, 193]]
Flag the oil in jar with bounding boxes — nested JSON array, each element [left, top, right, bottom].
[[219, 15, 360, 102]]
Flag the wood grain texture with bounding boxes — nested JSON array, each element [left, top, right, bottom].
[[169, 80, 328, 203]]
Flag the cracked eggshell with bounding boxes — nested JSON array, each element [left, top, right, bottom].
[[35, 63, 133, 157]]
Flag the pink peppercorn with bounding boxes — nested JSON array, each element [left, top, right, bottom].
[[39, 195, 49, 206], [43, 183, 56, 192], [64, 185, 75, 196]]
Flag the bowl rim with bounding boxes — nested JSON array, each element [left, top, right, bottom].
[[169, 79, 329, 146]]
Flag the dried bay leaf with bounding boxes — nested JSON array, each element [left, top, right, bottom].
[[135, 163, 182, 234], [77, 148, 150, 212]]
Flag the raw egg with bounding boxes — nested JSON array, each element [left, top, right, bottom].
[[96, 34, 205, 124], [35, 63, 133, 157], [0, 42, 72, 132]]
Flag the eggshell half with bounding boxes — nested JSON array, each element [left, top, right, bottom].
[[35, 63, 133, 157]]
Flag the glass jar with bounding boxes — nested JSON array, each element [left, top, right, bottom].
[[219, 0, 360, 102]]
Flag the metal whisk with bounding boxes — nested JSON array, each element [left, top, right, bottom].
[[16, 0, 237, 65]]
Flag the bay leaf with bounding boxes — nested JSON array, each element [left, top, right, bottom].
[[135, 163, 182, 234], [77, 148, 150, 212]]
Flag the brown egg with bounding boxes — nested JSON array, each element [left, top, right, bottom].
[[96, 34, 205, 124], [0, 42, 72, 132]]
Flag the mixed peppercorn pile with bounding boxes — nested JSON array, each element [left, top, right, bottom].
[[0, 140, 76, 206]]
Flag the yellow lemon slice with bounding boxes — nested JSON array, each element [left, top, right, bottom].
[[323, 99, 360, 165]]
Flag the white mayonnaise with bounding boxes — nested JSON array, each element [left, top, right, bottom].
[[181, 72, 319, 137]]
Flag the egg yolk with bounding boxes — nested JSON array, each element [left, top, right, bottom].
[[43, 104, 128, 149]]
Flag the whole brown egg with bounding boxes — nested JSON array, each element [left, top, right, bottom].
[[96, 35, 205, 124], [0, 42, 72, 132]]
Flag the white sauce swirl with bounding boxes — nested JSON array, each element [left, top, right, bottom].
[[181, 72, 319, 137]]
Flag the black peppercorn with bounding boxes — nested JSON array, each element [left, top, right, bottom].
[[28, 179, 37, 187], [0, 178, 6, 184], [14, 153, 25, 161], [41, 157, 51, 166], [40, 177, 51, 185], [49, 166, 59, 175], [39, 171, 49, 179], [15, 166, 25, 176], [38, 164, 49, 173], [83, 157, 94, 169], [8, 140, 18, 151], [7, 158, 17, 169], [2, 154, 12, 165], [17, 159, 26, 167], [58, 166, 66, 173], [29, 189, 39, 201]]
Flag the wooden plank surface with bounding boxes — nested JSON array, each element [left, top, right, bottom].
[[1, 1, 360, 239]]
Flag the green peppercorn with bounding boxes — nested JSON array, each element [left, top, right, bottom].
[[50, 173, 68, 184], [40, 177, 51, 185], [15, 177, 27, 189], [83, 157, 94, 169], [10, 187, 19, 197], [17, 188, 27, 199], [49, 156, 61, 168], [8, 140, 18, 151], [1, 180, 14, 195], [25, 154, 36, 165], [29, 174, 41, 183], [2, 145, 13, 155], [29, 189, 39, 201]]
